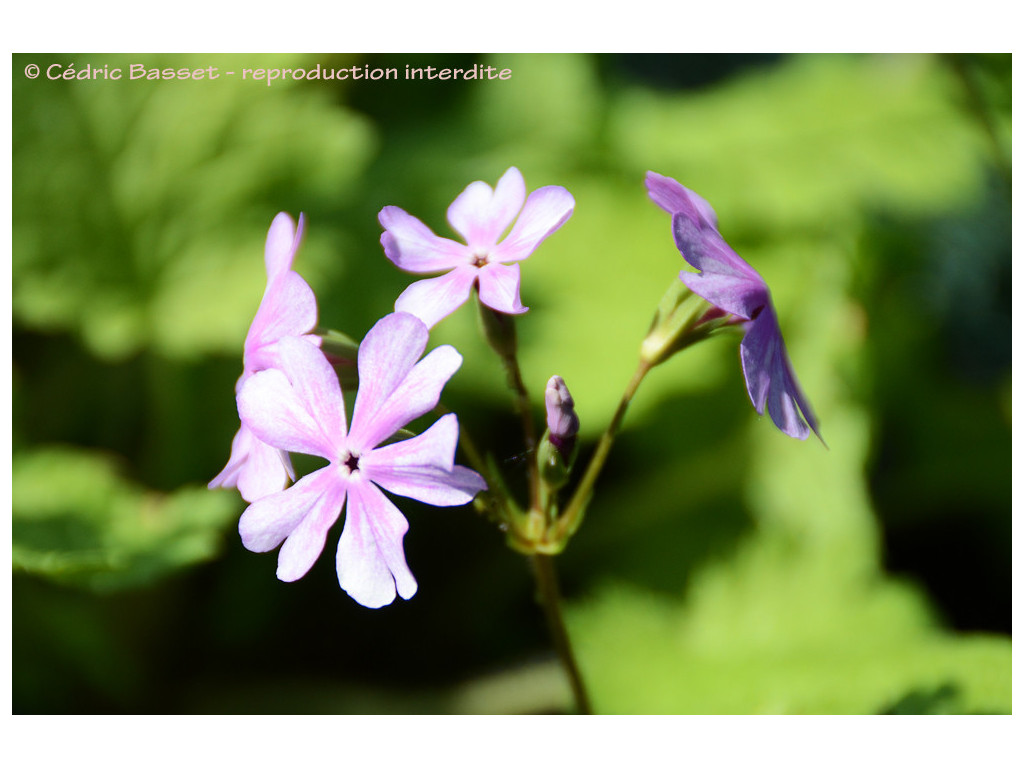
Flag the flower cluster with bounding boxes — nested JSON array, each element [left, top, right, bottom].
[[212, 167, 821, 609], [211, 212, 488, 607]]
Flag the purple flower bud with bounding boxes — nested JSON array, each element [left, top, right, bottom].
[[545, 375, 579, 460]]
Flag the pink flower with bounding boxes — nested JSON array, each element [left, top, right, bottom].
[[646, 172, 822, 442], [379, 167, 575, 328], [209, 212, 320, 502], [236, 312, 487, 608]]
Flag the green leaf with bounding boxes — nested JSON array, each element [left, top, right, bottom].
[[608, 54, 987, 231], [567, 577, 1010, 714], [13, 446, 240, 592], [13, 53, 376, 361]]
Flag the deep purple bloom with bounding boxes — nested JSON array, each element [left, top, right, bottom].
[[210, 212, 321, 501], [645, 172, 822, 442], [236, 312, 487, 608], [379, 167, 575, 328]]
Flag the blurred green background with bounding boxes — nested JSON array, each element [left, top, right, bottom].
[[12, 52, 1010, 714]]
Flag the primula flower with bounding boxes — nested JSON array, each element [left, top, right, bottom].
[[209, 212, 320, 502], [645, 172, 822, 442], [379, 167, 575, 328], [236, 312, 487, 608]]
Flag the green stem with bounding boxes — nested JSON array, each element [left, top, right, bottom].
[[555, 358, 652, 541], [503, 346, 540, 509], [477, 297, 541, 511], [530, 553, 593, 714]]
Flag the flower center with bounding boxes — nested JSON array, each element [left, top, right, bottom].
[[471, 249, 490, 268], [340, 451, 361, 477]]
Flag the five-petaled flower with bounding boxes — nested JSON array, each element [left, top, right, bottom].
[[378, 167, 575, 328], [645, 171, 822, 442], [236, 312, 487, 608], [209, 212, 321, 502]]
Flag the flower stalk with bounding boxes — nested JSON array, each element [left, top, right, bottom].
[[530, 554, 593, 714], [477, 294, 541, 512]]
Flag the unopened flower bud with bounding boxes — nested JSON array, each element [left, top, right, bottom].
[[537, 376, 579, 492], [545, 375, 579, 459]]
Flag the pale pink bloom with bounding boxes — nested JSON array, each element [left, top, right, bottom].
[[209, 212, 321, 501], [236, 313, 486, 608], [379, 167, 575, 327]]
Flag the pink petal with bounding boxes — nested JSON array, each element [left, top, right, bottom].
[[209, 422, 296, 502], [209, 423, 251, 489], [245, 271, 319, 370], [349, 335, 463, 452], [348, 313, 428, 449], [379, 206, 471, 273], [238, 337, 346, 459], [238, 466, 338, 558], [490, 185, 574, 263], [446, 167, 526, 249], [644, 172, 718, 230], [236, 426, 296, 502], [275, 474, 346, 582], [477, 262, 527, 315], [362, 413, 487, 505], [336, 479, 417, 608], [393, 266, 478, 328], [264, 212, 305, 280]]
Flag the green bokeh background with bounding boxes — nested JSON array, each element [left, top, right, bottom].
[[12, 52, 1011, 714]]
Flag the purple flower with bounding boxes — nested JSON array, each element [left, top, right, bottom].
[[209, 212, 320, 502], [379, 167, 575, 328], [645, 172, 822, 442], [236, 312, 487, 608]]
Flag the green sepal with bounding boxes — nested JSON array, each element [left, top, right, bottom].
[[537, 428, 576, 491], [377, 428, 417, 447], [639, 279, 728, 366]]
